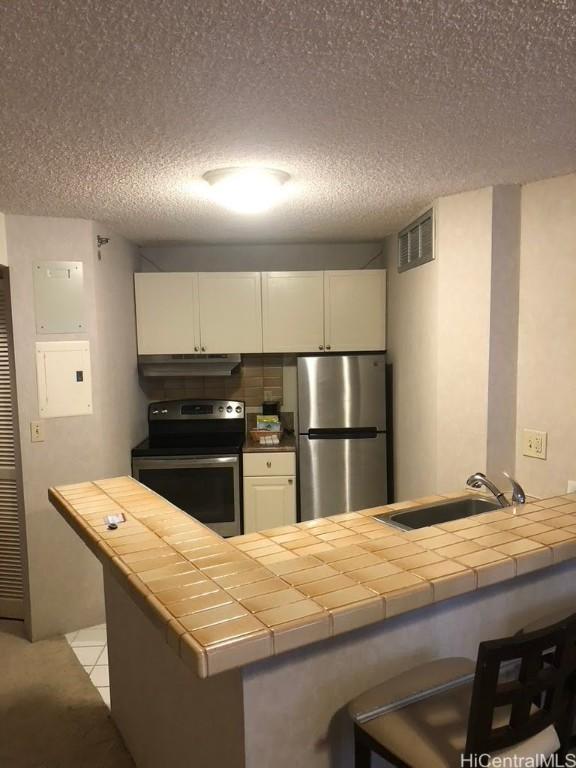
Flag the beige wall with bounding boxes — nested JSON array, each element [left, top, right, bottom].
[[6, 216, 145, 639], [91, 223, 148, 477], [486, 186, 521, 478], [386, 186, 521, 501], [0, 213, 8, 266], [387, 189, 494, 499], [384, 232, 438, 499], [516, 173, 576, 497], [141, 241, 384, 272], [435, 187, 494, 491], [388, 174, 576, 503]]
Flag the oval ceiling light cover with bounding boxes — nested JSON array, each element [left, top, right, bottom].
[[203, 167, 291, 214]]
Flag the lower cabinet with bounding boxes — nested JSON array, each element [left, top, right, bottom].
[[242, 452, 297, 534], [243, 476, 297, 534]]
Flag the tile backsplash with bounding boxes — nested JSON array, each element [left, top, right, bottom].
[[140, 354, 284, 407]]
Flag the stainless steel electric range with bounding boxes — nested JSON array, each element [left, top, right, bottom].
[[131, 399, 245, 537]]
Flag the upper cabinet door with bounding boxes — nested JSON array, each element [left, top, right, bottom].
[[134, 273, 200, 354], [198, 272, 263, 353], [324, 269, 386, 352], [262, 272, 325, 353]]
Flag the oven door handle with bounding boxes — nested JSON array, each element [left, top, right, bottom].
[[132, 456, 239, 470]]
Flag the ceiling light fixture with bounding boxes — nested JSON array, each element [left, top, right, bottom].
[[202, 167, 291, 214]]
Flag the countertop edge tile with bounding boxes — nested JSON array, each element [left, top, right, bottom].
[[49, 478, 573, 678], [180, 632, 208, 678]]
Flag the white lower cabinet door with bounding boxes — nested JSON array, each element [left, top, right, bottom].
[[243, 476, 296, 533]]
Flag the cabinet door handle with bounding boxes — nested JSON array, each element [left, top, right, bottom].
[[318, 345, 324, 350], [266, 461, 272, 468], [194, 346, 199, 352], [326, 345, 331, 350], [288, 478, 293, 485], [201, 346, 206, 352]]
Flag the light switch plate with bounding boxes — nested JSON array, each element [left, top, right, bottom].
[[522, 429, 547, 460], [30, 420, 44, 442]]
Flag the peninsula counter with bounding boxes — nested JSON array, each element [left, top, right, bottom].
[[49, 478, 576, 767]]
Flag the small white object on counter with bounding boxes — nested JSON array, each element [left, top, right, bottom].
[[104, 513, 126, 526], [259, 434, 280, 445]]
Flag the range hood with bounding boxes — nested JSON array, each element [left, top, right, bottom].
[[138, 354, 241, 377]]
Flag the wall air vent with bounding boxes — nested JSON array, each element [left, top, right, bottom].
[[398, 209, 434, 273]]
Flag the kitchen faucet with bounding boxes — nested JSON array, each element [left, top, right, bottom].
[[466, 471, 526, 507]]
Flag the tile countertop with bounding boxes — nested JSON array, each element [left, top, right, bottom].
[[49, 478, 576, 679], [242, 433, 296, 453]]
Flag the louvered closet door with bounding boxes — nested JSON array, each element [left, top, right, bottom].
[[0, 275, 25, 619]]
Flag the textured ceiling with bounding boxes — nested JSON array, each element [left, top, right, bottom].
[[0, 0, 575, 244]]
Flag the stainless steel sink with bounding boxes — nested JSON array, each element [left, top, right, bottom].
[[375, 496, 502, 531]]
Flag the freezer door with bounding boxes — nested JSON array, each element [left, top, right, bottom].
[[297, 354, 386, 431], [299, 432, 388, 520]]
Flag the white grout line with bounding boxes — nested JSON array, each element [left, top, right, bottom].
[[94, 646, 108, 665], [66, 625, 110, 708]]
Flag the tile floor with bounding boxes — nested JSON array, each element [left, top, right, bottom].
[[65, 623, 110, 707]]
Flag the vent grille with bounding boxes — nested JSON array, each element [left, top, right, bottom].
[[0, 288, 16, 468], [0, 276, 24, 618], [398, 209, 434, 273], [0, 478, 24, 601]]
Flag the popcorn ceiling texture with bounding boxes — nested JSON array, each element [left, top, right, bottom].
[[0, 1, 575, 244]]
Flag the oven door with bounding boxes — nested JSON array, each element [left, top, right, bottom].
[[132, 455, 241, 537]]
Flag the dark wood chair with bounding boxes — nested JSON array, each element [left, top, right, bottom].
[[348, 611, 576, 767]]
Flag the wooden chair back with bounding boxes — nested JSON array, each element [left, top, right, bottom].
[[465, 611, 576, 757]]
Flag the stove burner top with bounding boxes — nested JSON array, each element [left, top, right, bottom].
[[131, 437, 244, 458], [131, 399, 246, 459]]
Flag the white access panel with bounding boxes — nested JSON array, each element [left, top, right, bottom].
[[35, 341, 93, 418], [33, 261, 85, 333]]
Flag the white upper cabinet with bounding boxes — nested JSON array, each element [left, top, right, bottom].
[[262, 271, 325, 353], [134, 269, 386, 355], [198, 272, 263, 354], [324, 269, 386, 352], [134, 273, 199, 354]]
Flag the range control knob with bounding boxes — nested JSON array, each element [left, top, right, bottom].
[[218, 406, 224, 412], [226, 406, 233, 413], [151, 409, 159, 415], [161, 409, 168, 414], [235, 406, 242, 413]]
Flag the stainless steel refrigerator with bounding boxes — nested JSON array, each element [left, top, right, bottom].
[[297, 354, 388, 520]]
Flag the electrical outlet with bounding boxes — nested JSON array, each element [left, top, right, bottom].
[[522, 429, 547, 460], [30, 420, 45, 443], [567, 481, 576, 493]]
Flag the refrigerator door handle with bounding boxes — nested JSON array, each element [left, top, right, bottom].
[[307, 428, 379, 440]]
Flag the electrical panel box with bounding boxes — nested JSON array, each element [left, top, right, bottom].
[[33, 261, 85, 334], [35, 341, 93, 418]]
